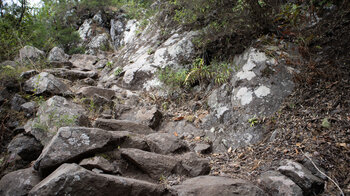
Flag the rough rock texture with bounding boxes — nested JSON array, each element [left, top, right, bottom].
[[77, 86, 116, 100], [18, 45, 45, 62], [25, 96, 89, 146], [7, 134, 43, 161], [70, 54, 98, 70], [93, 118, 154, 134], [121, 148, 209, 180], [34, 127, 129, 175], [172, 176, 267, 196], [24, 72, 72, 96], [20, 70, 39, 80], [135, 106, 163, 129], [110, 19, 125, 49], [80, 156, 116, 174], [87, 33, 112, 55], [29, 163, 166, 196], [121, 148, 180, 179], [278, 159, 324, 195], [100, 22, 198, 90], [10, 94, 26, 111], [203, 47, 298, 151], [0, 167, 41, 196], [48, 47, 69, 62], [78, 19, 93, 42], [180, 152, 210, 177], [20, 101, 37, 116], [145, 133, 189, 154], [194, 143, 211, 154], [257, 171, 303, 196], [45, 68, 98, 81]]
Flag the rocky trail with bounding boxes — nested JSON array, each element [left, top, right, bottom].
[[0, 7, 348, 196]]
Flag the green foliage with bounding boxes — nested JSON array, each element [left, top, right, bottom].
[[157, 66, 188, 91], [248, 117, 259, 127], [114, 67, 123, 76], [0, 65, 28, 83], [158, 58, 233, 92]]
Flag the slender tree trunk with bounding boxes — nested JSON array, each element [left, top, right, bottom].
[[17, 0, 26, 26]]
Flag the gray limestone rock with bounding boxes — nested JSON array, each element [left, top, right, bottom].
[[93, 118, 154, 135], [7, 134, 43, 161], [80, 156, 116, 174], [278, 159, 324, 195], [25, 96, 89, 146], [24, 72, 72, 96], [171, 176, 267, 196], [29, 163, 166, 196], [0, 167, 41, 196], [145, 133, 189, 155], [34, 127, 129, 175], [48, 47, 69, 62], [18, 45, 45, 62], [45, 68, 98, 81], [257, 170, 303, 196]]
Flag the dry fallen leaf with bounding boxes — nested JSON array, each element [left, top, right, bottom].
[[173, 132, 178, 137], [228, 147, 232, 153], [174, 116, 184, 121]]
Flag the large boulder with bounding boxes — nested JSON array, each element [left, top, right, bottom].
[[171, 176, 267, 196], [34, 127, 129, 175], [257, 171, 303, 196], [25, 96, 89, 146], [0, 167, 41, 196], [7, 134, 43, 161], [145, 133, 189, 155], [18, 45, 45, 62], [48, 47, 69, 62], [277, 159, 324, 195], [202, 46, 299, 152], [23, 72, 72, 96], [93, 118, 154, 135], [29, 163, 166, 196]]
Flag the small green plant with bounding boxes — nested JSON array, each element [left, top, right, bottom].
[[147, 48, 155, 55], [248, 116, 259, 127], [114, 67, 123, 76], [106, 61, 113, 68]]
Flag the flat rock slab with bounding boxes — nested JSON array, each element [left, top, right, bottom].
[[34, 127, 129, 175], [257, 170, 303, 196], [146, 133, 189, 155], [120, 149, 209, 180], [121, 148, 180, 180], [24, 72, 72, 96], [29, 163, 166, 196], [278, 159, 324, 195], [45, 68, 98, 81], [70, 54, 98, 70], [0, 167, 41, 196], [172, 176, 267, 196], [77, 86, 116, 100], [93, 118, 154, 134]]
